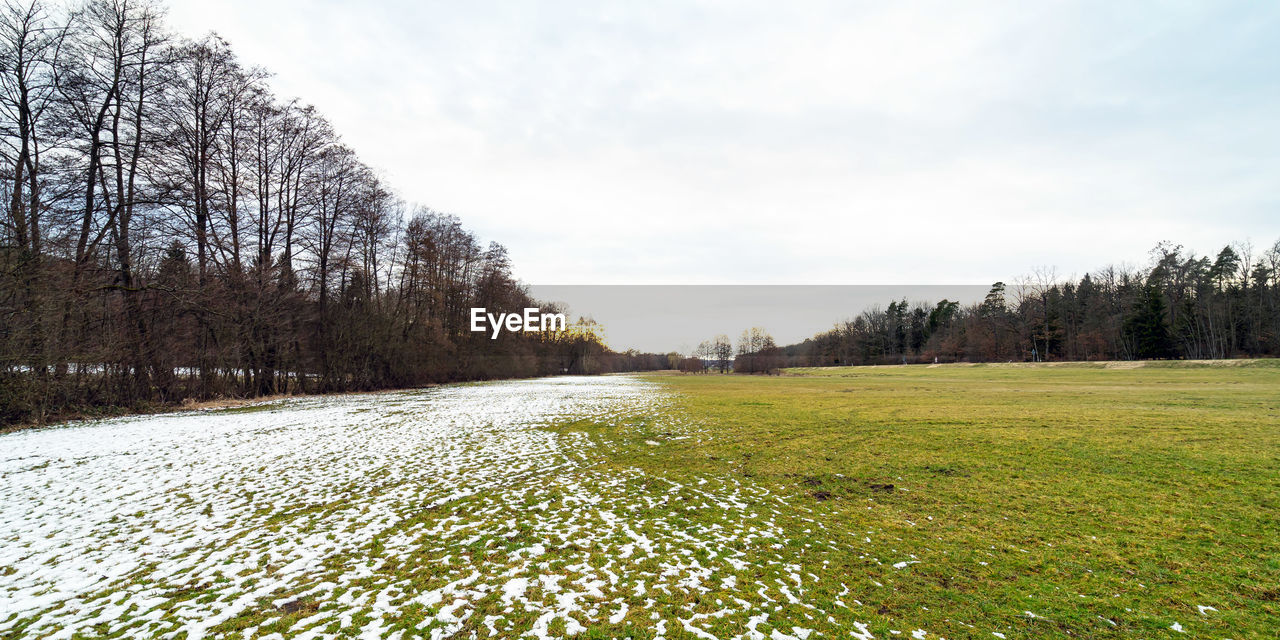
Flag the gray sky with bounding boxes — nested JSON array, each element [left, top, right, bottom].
[[527, 286, 990, 353], [165, 0, 1280, 285]]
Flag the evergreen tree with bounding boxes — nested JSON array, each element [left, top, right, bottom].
[[1124, 286, 1175, 359]]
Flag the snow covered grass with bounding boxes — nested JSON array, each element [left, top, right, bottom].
[[2, 377, 656, 637], [2, 375, 892, 640], [3, 364, 1277, 639]]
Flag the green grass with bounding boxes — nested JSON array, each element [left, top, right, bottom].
[[577, 361, 1280, 638], [7, 363, 1276, 639]]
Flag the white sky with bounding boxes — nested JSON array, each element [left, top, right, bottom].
[[164, 0, 1280, 285]]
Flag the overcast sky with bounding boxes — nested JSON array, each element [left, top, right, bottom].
[[164, 0, 1280, 285]]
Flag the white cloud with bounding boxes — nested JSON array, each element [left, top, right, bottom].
[[163, 0, 1280, 284]]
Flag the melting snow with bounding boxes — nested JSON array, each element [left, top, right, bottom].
[[0, 375, 902, 639]]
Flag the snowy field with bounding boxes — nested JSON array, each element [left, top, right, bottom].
[[0, 376, 897, 639]]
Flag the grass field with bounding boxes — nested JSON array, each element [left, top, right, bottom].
[[2, 363, 1276, 639], [597, 361, 1280, 638]]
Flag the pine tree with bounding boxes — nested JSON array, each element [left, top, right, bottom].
[[1124, 286, 1175, 359]]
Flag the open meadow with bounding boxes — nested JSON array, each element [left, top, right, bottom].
[[2, 362, 1277, 639], [625, 362, 1280, 638]]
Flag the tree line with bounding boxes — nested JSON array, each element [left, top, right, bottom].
[[676, 328, 784, 374], [779, 240, 1280, 367], [0, 0, 662, 425]]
